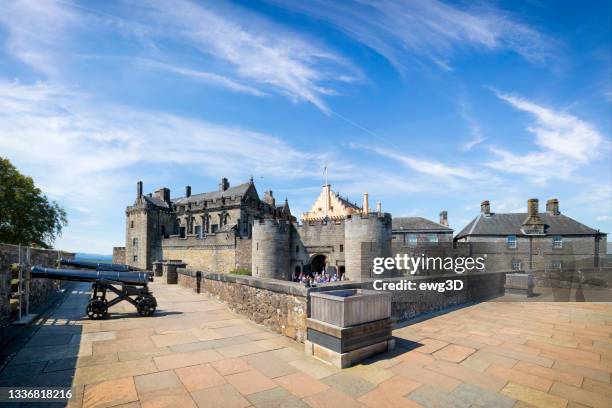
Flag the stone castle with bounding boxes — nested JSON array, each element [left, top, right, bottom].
[[115, 178, 607, 279]]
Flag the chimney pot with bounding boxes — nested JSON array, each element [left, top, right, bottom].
[[440, 210, 448, 226], [137, 181, 143, 199], [362, 193, 370, 214], [376, 201, 382, 214], [481, 200, 490, 215], [546, 198, 560, 215], [185, 185, 191, 198]]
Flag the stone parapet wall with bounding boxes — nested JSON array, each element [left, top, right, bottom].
[[177, 268, 509, 341], [112, 246, 126, 264], [177, 269, 313, 342], [0, 243, 75, 326]]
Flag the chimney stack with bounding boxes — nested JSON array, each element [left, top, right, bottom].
[[376, 201, 382, 214], [219, 177, 229, 192], [185, 185, 191, 198], [481, 200, 490, 215], [440, 211, 448, 226], [362, 193, 370, 214], [522, 198, 545, 231], [527, 198, 538, 216], [546, 198, 560, 215], [137, 181, 143, 200]]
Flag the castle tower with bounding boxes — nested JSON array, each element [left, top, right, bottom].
[[252, 219, 291, 279], [344, 213, 393, 280]]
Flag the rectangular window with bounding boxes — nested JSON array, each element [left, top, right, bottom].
[[551, 260, 562, 269], [507, 235, 517, 249], [296, 245, 299, 253], [132, 238, 138, 247], [427, 234, 438, 243], [133, 255, 138, 262], [407, 234, 417, 246], [211, 224, 218, 233], [553, 236, 563, 249], [130, 220, 134, 228], [339, 244, 344, 253], [194, 225, 202, 238], [511, 259, 521, 270]]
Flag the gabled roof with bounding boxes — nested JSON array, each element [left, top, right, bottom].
[[143, 195, 171, 208], [173, 182, 252, 205], [392, 217, 453, 232], [455, 213, 601, 239], [336, 195, 361, 211]]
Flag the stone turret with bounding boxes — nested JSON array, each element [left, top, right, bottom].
[[344, 213, 392, 281], [252, 219, 291, 279]]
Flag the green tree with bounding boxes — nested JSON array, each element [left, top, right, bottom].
[[0, 157, 67, 248]]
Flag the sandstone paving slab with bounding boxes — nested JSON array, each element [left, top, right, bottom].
[[26, 333, 75, 346], [356, 376, 422, 408], [71, 331, 117, 343], [82, 376, 138, 408], [274, 371, 330, 398], [550, 381, 612, 408], [138, 384, 197, 408], [153, 348, 223, 371], [513, 360, 583, 387], [432, 344, 476, 363], [169, 334, 252, 353], [303, 387, 368, 408], [407, 384, 472, 408], [210, 357, 252, 376], [151, 331, 200, 348], [44, 353, 119, 373], [73, 358, 158, 386], [390, 362, 461, 392], [134, 370, 183, 395], [486, 363, 553, 392], [190, 383, 250, 408], [117, 347, 172, 362], [500, 382, 568, 408], [321, 371, 377, 398], [450, 383, 516, 408], [425, 359, 507, 392], [246, 387, 309, 408], [241, 352, 298, 378], [288, 357, 340, 380], [175, 363, 226, 392], [225, 369, 277, 395]]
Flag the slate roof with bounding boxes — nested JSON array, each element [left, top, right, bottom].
[[336, 194, 361, 211], [173, 182, 252, 205], [143, 195, 171, 208], [392, 217, 453, 232], [455, 213, 601, 239]]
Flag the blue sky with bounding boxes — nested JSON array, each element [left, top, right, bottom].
[[0, 0, 610, 254]]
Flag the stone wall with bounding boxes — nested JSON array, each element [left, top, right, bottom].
[[178, 269, 312, 342], [112, 246, 126, 264], [0, 244, 75, 326], [177, 268, 509, 342]]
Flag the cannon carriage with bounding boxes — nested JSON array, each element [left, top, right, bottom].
[[31, 266, 157, 319]]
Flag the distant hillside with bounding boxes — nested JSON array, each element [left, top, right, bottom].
[[74, 253, 113, 263]]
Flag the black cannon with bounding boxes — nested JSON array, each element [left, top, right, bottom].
[[58, 258, 137, 272], [31, 266, 157, 319]]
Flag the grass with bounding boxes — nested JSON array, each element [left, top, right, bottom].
[[230, 268, 252, 276]]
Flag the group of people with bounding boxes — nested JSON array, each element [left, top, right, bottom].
[[293, 269, 347, 286]]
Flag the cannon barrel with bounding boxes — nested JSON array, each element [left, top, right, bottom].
[[31, 266, 152, 286], [59, 258, 137, 272]]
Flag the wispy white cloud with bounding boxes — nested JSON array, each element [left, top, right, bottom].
[[269, 0, 554, 72], [596, 215, 612, 222], [486, 92, 607, 182], [0, 0, 360, 113], [362, 145, 484, 180], [458, 99, 485, 151]]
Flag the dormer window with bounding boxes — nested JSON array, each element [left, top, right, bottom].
[[507, 235, 517, 249], [553, 235, 563, 249]]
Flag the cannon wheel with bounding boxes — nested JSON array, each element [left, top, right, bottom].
[[87, 297, 109, 320], [136, 296, 157, 317]]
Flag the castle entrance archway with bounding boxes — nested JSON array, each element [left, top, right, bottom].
[[310, 254, 327, 275]]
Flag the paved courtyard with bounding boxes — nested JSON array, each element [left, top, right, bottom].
[[0, 281, 611, 408]]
